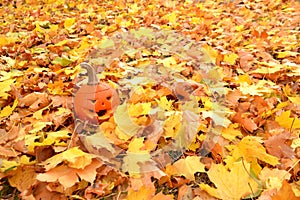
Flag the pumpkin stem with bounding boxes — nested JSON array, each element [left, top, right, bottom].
[[80, 62, 99, 85]]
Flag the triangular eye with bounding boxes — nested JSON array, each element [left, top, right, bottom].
[[106, 96, 112, 100]]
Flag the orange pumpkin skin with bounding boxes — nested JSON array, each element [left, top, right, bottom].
[[74, 63, 119, 124]]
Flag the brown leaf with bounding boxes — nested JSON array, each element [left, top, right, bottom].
[[264, 132, 295, 159], [32, 182, 67, 200], [19, 92, 51, 111], [231, 111, 258, 132], [177, 185, 193, 200]]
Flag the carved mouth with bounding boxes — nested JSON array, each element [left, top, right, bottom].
[[97, 109, 107, 117]]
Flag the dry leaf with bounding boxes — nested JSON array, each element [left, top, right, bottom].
[[200, 160, 259, 200], [173, 156, 205, 181]]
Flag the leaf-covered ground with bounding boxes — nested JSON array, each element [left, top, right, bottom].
[[0, 0, 300, 199]]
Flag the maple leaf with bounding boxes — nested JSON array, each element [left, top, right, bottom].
[[272, 181, 298, 200], [264, 132, 295, 159], [121, 152, 152, 175], [200, 160, 260, 200], [8, 166, 37, 192], [275, 110, 300, 130], [37, 158, 102, 188], [0, 98, 18, 118], [127, 185, 155, 200], [0, 79, 15, 99], [258, 167, 291, 190], [225, 136, 279, 175], [172, 156, 205, 181], [221, 123, 243, 141], [223, 53, 239, 65], [79, 130, 118, 163], [114, 103, 142, 137], [42, 147, 96, 170]]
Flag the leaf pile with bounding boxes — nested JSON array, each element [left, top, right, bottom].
[[0, 0, 300, 199]]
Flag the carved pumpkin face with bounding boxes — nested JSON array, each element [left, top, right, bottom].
[[73, 63, 119, 124]]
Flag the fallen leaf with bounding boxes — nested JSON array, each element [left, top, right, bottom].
[[127, 185, 155, 200], [225, 136, 279, 175], [200, 160, 259, 200], [259, 167, 291, 190], [221, 123, 243, 141], [8, 166, 37, 192], [37, 158, 102, 188], [0, 98, 18, 118], [173, 156, 205, 181], [42, 147, 95, 171], [272, 181, 298, 200], [264, 132, 295, 159], [223, 53, 239, 65], [114, 103, 142, 137], [275, 110, 300, 130]]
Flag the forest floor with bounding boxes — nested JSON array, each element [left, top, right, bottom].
[[0, 0, 300, 199]]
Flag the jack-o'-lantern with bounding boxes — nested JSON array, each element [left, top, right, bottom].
[[73, 62, 119, 124]]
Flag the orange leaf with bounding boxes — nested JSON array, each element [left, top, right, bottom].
[[127, 185, 155, 200], [272, 181, 298, 200]]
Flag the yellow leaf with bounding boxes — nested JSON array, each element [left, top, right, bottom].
[[251, 61, 283, 74], [0, 79, 15, 99], [162, 12, 177, 24], [25, 134, 41, 152], [225, 136, 279, 175], [277, 51, 298, 58], [128, 137, 146, 153], [43, 147, 95, 170], [121, 152, 151, 175], [235, 25, 244, 31], [48, 39, 68, 47], [0, 36, 18, 46], [158, 56, 177, 68], [224, 53, 239, 65], [163, 112, 182, 137], [64, 18, 76, 29], [0, 155, 35, 173], [222, 123, 243, 141], [288, 96, 300, 105], [173, 156, 205, 181], [0, 98, 18, 118], [262, 101, 288, 118], [200, 160, 259, 200], [201, 44, 218, 64], [128, 102, 152, 117], [32, 129, 71, 147], [237, 74, 252, 84], [291, 138, 300, 150], [34, 23, 44, 33], [155, 96, 173, 111], [276, 110, 300, 129], [0, 160, 18, 172], [114, 103, 141, 137], [29, 121, 52, 134]]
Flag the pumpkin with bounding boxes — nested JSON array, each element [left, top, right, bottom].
[[73, 62, 119, 124]]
